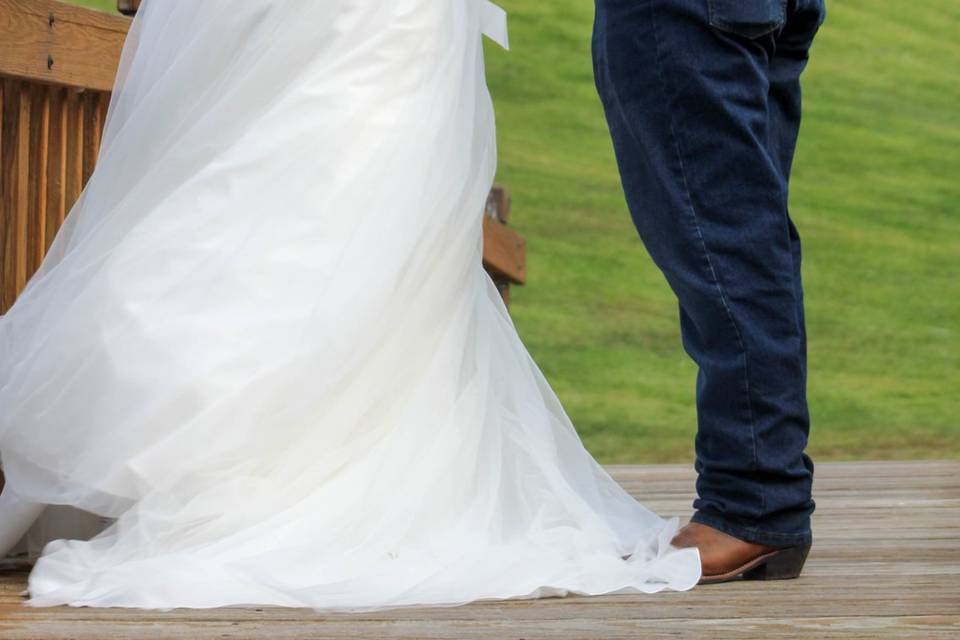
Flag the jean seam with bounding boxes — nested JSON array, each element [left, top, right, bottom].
[[645, 3, 760, 476]]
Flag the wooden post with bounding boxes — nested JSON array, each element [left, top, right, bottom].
[[482, 186, 526, 304]]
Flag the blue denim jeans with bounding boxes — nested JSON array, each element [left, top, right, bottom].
[[592, 0, 826, 547]]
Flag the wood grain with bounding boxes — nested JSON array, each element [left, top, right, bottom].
[[0, 78, 31, 311], [0, 460, 956, 639], [27, 83, 50, 272], [45, 86, 67, 244], [482, 214, 527, 284], [0, 0, 130, 92]]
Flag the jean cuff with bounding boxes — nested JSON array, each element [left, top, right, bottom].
[[690, 510, 812, 547]]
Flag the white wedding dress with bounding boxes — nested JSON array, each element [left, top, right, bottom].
[[0, 0, 700, 610]]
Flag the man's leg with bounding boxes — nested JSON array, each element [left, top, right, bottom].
[[592, 0, 821, 550], [767, 0, 827, 388]]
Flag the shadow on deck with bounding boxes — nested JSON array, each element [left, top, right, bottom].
[[1, 460, 957, 639]]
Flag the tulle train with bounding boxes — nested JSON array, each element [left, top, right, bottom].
[[0, 0, 700, 610]]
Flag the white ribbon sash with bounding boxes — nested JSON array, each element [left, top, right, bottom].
[[479, 0, 509, 50]]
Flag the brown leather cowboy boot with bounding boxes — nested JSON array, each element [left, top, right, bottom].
[[671, 522, 811, 584]]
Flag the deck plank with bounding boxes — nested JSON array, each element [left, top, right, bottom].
[[0, 460, 957, 639]]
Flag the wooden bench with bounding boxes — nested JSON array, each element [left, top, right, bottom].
[[0, 0, 526, 314]]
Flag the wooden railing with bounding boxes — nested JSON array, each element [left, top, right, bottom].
[[0, 0, 525, 314], [0, 0, 128, 313]]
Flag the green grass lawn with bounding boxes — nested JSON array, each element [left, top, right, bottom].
[[67, 0, 959, 462], [69, 0, 114, 11]]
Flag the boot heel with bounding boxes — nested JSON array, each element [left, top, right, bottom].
[[743, 543, 811, 581]]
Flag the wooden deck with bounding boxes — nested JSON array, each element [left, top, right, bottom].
[[0, 460, 957, 639]]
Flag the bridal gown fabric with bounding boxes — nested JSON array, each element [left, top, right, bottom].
[[0, 0, 701, 610]]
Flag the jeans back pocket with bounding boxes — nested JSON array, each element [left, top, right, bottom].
[[707, 0, 787, 39]]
